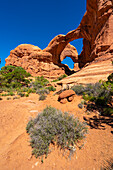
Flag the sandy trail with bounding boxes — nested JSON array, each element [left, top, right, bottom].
[[0, 93, 113, 170]]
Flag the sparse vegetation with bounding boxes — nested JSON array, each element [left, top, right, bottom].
[[26, 106, 87, 162], [39, 94, 47, 101], [46, 86, 56, 92], [36, 88, 49, 95], [0, 67, 54, 98], [17, 92, 25, 97], [31, 76, 49, 90], [25, 93, 29, 97]]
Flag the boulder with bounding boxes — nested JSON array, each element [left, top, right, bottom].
[[58, 89, 75, 103]]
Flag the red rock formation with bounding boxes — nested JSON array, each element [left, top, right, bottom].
[[43, 0, 113, 67], [5, 43, 77, 78], [5, 0, 113, 79]]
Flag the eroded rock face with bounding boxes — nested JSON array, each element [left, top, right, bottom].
[[43, 0, 113, 67], [5, 43, 78, 78], [5, 43, 77, 78], [79, 0, 113, 67]]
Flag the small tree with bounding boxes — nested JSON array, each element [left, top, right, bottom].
[[0, 65, 31, 88]]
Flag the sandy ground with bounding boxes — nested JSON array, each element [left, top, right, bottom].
[[0, 93, 113, 170]]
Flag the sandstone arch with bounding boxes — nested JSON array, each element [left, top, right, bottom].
[[44, 0, 113, 67]]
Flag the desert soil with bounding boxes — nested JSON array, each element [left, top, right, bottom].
[[0, 92, 113, 170]]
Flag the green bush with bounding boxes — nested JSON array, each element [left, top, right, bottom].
[[0, 65, 31, 88], [8, 91, 15, 96], [19, 87, 29, 92], [103, 107, 113, 116], [26, 106, 87, 161], [72, 82, 112, 106], [27, 88, 36, 94], [46, 86, 56, 92], [17, 92, 25, 97], [31, 76, 49, 90], [26, 93, 29, 97], [36, 88, 49, 95]]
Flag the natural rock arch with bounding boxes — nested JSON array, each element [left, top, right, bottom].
[[44, 0, 113, 67]]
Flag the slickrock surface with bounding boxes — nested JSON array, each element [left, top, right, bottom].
[[58, 60, 113, 85]]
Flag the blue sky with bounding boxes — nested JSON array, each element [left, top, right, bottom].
[[0, 0, 86, 69]]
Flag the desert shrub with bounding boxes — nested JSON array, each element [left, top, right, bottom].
[[103, 107, 113, 116], [7, 97, 11, 100], [36, 88, 49, 95], [13, 96, 19, 100], [26, 106, 87, 161], [39, 94, 47, 101], [0, 87, 14, 93], [72, 79, 113, 116], [19, 87, 29, 92], [52, 74, 67, 82], [27, 88, 36, 94], [8, 91, 15, 96], [72, 82, 112, 106], [31, 76, 49, 90], [17, 92, 25, 97], [0, 97, 2, 100], [25, 93, 29, 97], [46, 86, 56, 92], [0, 65, 31, 88], [71, 84, 85, 95]]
